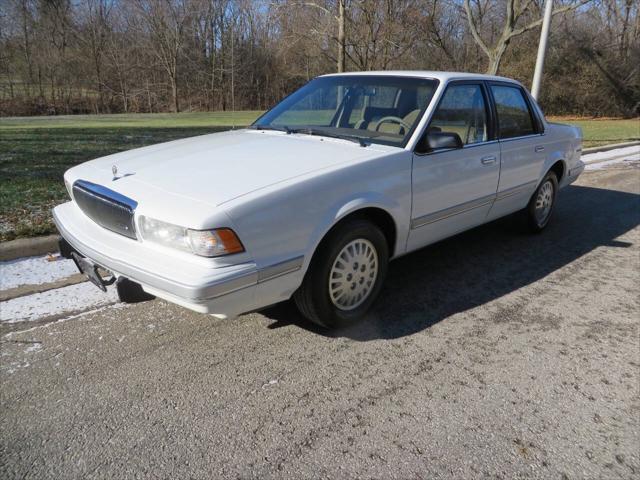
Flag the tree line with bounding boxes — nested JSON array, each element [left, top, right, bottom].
[[0, 0, 638, 118]]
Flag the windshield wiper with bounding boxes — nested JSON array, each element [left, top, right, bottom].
[[253, 125, 370, 147], [250, 125, 290, 133], [287, 127, 370, 147]]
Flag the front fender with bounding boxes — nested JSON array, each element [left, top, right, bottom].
[[302, 192, 405, 275]]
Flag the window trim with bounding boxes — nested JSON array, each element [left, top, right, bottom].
[[526, 90, 546, 134], [414, 80, 495, 155], [487, 81, 544, 140]]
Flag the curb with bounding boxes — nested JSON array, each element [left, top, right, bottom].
[[582, 141, 639, 155], [0, 234, 60, 262], [0, 273, 86, 302]]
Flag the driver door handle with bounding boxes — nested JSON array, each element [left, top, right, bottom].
[[481, 155, 497, 165]]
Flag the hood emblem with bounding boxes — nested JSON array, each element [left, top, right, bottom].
[[112, 165, 134, 181]]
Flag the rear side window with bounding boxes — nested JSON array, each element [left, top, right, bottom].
[[491, 85, 535, 139]]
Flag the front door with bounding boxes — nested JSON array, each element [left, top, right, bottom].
[[407, 82, 500, 252]]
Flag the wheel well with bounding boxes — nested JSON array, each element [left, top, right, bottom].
[[550, 160, 565, 182], [317, 207, 397, 258]]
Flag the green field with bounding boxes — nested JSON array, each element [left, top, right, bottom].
[[0, 111, 263, 130], [547, 117, 639, 147], [0, 112, 262, 241], [0, 113, 637, 241]]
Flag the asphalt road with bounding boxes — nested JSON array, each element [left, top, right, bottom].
[[1, 162, 639, 479]]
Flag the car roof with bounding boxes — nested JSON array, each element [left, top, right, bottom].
[[320, 70, 520, 85]]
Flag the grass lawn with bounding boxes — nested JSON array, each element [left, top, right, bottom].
[[0, 111, 263, 130], [547, 117, 639, 148], [0, 113, 637, 241], [0, 112, 262, 241]]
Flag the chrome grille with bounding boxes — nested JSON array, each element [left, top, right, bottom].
[[72, 180, 138, 239]]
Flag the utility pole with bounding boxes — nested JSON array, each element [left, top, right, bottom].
[[337, 0, 345, 73], [337, 0, 346, 104], [531, 0, 554, 100], [231, 18, 235, 129]]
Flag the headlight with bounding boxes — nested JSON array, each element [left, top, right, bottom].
[[138, 216, 244, 257]]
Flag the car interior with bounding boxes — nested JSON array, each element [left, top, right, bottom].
[[350, 88, 423, 136]]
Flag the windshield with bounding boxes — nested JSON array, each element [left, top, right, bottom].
[[253, 75, 439, 147]]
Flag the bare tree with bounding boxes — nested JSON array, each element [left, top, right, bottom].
[[74, 0, 112, 113], [463, 0, 591, 75], [290, 0, 347, 72], [568, 0, 639, 116], [133, 0, 191, 112], [0, 0, 637, 117], [346, 0, 421, 71]]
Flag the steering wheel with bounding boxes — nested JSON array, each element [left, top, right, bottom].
[[373, 116, 410, 133]]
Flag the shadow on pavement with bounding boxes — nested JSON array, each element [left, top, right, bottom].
[[262, 184, 640, 340]]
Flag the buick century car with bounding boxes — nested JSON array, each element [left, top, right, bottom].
[[54, 71, 584, 328]]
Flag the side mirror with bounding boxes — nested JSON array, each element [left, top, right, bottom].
[[424, 131, 463, 151]]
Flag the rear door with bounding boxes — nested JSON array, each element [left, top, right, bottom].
[[486, 83, 547, 220], [407, 81, 500, 251]]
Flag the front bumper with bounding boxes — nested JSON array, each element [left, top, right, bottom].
[[53, 202, 258, 317]]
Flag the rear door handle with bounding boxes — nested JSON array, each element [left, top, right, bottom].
[[481, 155, 497, 165], [535, 145, 545, 153]]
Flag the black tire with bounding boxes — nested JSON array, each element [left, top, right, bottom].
[[526, 171, 558, 233], [294, 218, 389, 328], [116, 277, 155, 303]]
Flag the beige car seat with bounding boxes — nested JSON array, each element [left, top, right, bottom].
[[369, 109, 421, 135]]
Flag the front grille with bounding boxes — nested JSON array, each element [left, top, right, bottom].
[[72, 180, 138, 239]]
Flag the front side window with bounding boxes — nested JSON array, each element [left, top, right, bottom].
[[254, 76, 438, 147], [491, 85, 536, 139], [428, 83, 489, 145]]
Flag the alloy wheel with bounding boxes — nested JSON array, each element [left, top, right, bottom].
[[535, 180, 554, 226], [328, 239, 379, 311]]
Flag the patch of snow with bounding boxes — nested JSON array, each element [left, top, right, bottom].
[[584, 154, 640, 171], [24, 342, 42, 353], [0, 255, 79, 290], [0, 282, 119, 323], [581, 145, 640, 171], [582, 145, 640, 164]]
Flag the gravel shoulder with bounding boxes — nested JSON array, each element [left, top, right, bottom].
[[1, 165, 639, 479]]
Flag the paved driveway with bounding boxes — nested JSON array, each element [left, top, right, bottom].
[[1, 159, 639, 479]]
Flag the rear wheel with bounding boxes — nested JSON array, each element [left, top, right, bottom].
[[294, 219, 389, 328], [526, 171, 558, 232]]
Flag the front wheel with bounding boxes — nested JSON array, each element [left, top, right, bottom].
[[294, 219, 389, 328], [526, 171, 558, 232]]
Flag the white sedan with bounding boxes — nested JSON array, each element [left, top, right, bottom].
[[54, 71, 584, 328]]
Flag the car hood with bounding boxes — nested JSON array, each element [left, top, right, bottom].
[[70, 129, 392, 208]]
